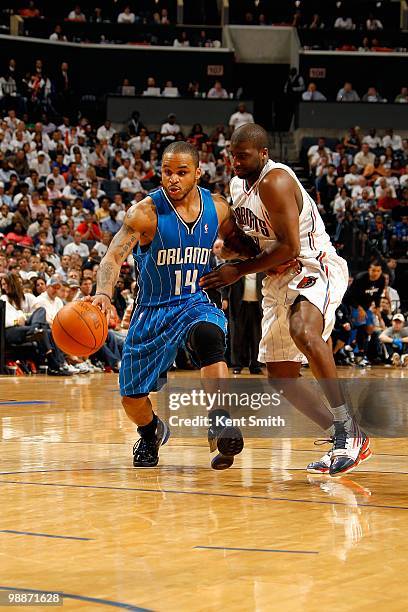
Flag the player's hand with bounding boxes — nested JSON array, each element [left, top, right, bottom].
[[199, 264, 241, 289], [84, 294, 112, 323], [221, 299, 229, 311], [266, 259, 302, 277]]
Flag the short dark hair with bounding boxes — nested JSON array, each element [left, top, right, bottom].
[[231, 123, 269, 150], [163, 141, 199, 168]]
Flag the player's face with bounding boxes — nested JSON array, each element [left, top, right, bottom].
[[161, 154, 201, 201], [230, 142, 268, 180]]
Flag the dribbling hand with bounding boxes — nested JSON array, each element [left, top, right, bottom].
[[83, 294, 112, 323]]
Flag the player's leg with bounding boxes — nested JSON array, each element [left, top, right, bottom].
[[289, 297, 371, 476], [119, 307, 176, 468], [186, 321, 244, 470], [122, 394, 170, 467], [266, 360, 337, 474]]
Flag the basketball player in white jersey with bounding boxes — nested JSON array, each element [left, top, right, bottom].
[[201, 124, 372, 477]]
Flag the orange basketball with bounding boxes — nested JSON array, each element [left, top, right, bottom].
[[52, 301, 108, 357]]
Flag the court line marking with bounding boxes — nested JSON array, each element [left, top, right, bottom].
[[0, 401, 52, 406], [194, 545, 319, 554], [0, 530, 92, 541], [0, 479, 407, 510], [3, 440, 408, 459], [1, 466, 408, 476], [0, 586, 151, 611]]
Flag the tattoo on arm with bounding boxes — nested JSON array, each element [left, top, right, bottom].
[[97, 262, 117, 296], [96, 223, 140, 296]]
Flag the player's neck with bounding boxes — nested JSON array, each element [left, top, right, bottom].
[[245, 160, 268, 187]]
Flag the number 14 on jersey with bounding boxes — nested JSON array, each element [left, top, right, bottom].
[[174, 269, 198, 295]]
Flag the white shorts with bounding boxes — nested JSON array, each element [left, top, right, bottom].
[[258, 252, 349, 363]]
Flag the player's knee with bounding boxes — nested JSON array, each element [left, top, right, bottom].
[[289, 322, 320, 355], [266, 362, 301, 378], [187, 322, 226, 368], [121, 394, 149, 416]]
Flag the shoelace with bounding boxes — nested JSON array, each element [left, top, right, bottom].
[[313, 438, 334, 446], [333, 426, 348, 451]]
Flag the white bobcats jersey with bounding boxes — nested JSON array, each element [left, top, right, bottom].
[[230, 159, 336, 259]]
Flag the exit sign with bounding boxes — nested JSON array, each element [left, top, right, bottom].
[[309, 68, 326, 79]]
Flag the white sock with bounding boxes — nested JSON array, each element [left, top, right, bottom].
[[331, 403, 351, 423]]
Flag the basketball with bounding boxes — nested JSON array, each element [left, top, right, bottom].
[[52, 301, 108, 357]]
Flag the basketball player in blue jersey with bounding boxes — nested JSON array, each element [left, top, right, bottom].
[[91, 142, 260, 468], [201, 124, 371, 477]]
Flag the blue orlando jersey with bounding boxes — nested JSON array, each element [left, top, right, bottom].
[[133, 186, 219, 306]]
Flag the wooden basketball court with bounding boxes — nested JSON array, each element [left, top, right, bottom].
[[1, 370, 407, 611]]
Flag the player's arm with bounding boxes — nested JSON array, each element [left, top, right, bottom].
[[201, 170, 301, 289], [92, 199, 155, 312], [212, 194, 260, 260]]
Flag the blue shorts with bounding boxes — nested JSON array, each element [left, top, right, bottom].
[[119, 295, 227, 397]]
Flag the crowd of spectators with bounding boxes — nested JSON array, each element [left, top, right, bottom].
[[293, 77, 408, 105], [303, 127, 408, 366], [6, 3, 222, 48]]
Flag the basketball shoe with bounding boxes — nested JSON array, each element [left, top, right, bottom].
[[133, 417, 170, 467], [306, 439, 334, 474], [329, 420, 372, 477], [208, 412, 244, 470], [307, 431, 372, 475]]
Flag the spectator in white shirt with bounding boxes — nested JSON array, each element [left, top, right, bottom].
[[94, 231, 112, 258], [29, 152, 51, 179], [363, 128, 382, 150], [375, 177, 396, 199], [160, 114, 181, 142], [115, 159, 132, 181], [382, 129, 403, 151], [117, 6, 136, 24], [63, 230, 90, 258], [128, 128, 151, 154], [400, 165, 408, 188], [336, 82, 360, 102], [302, 82, 327, 101], [96, 120, 116, 143], [344, 164, 360, 187], [366, 14, 383, 30], [333, 188, 349, 216], [67, 5, 86, 22], [142, 77, 160, 96], [120, 169, 144, 195], [33, 276, 64, 325], [307, 137, 333, 162], [207, 80, 229, 99], [229, 103, 254, 131], [334, 16, 355, 30], [49, 24, 67, 41], [162, 81, 180, 98], [351, 177, 374, 200], [354, 144, 375, 169], [173, 32, 190, 47]]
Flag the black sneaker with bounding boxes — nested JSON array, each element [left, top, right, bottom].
[[133, 418, 170, 467], [208, 421, 244, 470]]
